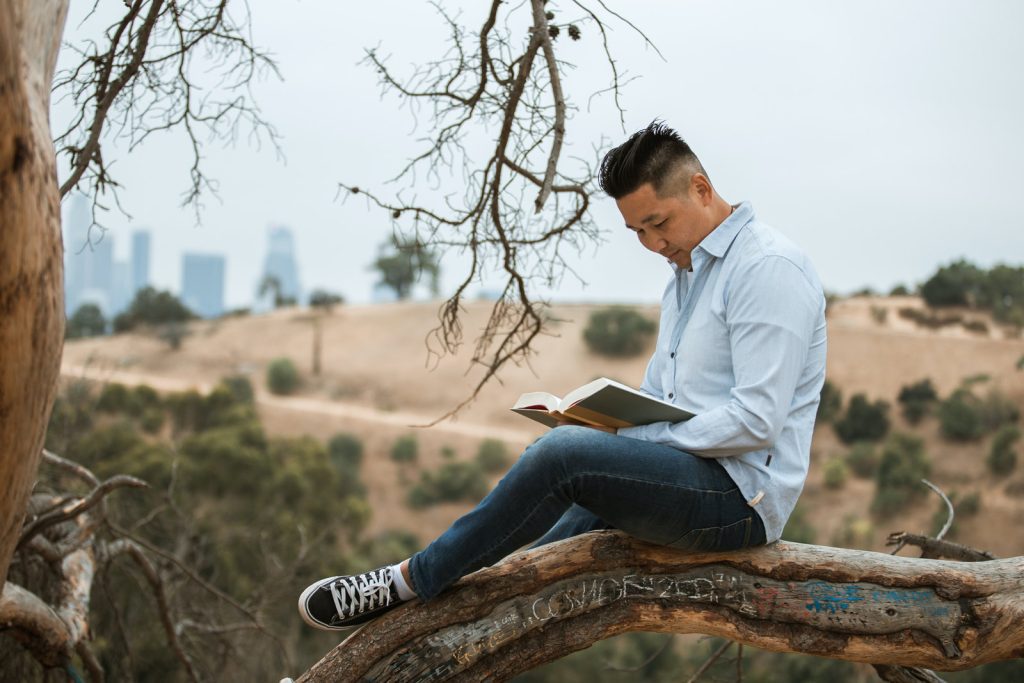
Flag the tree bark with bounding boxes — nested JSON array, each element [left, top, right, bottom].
[[299, 531, 1024, 682], [0, 0, 69, 586]]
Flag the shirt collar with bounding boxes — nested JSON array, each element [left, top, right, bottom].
[[695, 201, 754, 259]]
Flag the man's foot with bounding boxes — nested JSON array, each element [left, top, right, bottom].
[[298, 566, 402, 630]]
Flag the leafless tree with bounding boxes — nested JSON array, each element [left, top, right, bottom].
[[54, 0, 280, 233], [342, 0, 660, 418]]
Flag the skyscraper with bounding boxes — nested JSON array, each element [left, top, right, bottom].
[[63, 193, 115, 317], [258, 226, 302, 306], [181, 252, 226, 319], [131, 230, 151, 296]]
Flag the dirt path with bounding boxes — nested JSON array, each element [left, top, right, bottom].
[[60, 362, 536, 445]]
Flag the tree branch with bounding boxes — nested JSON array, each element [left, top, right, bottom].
[[297, 532, 1024, 682]]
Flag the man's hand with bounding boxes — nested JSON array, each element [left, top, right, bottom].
[[555, 418, 617, 434]]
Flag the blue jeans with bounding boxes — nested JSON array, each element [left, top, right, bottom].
[[408, 426, 766, 600]]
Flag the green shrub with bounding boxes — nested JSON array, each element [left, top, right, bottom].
[[323, 433, 366, 500], [897, 379, 938, 424], [845, 442, 879, 478], [920, 259, 983, 307], [834, 394, 890, 444], [328, 432, 364, 472], [978, 389, 1020, 432], [140, 408, 165, 434], [266, 357, 299, 395], [390, 435, 418, 464], [113, 286, 194, 332], [781, 503, 816, 544], [475, 439, 510, 473], [938, 389, 984, 441], [872, 433, 930, 516], [97, 383, 131, 413], [220, 375, 255, 404], [67, 303, 106, 339], [441, 446, 456, 460], [582, 307, 656, 357], [816, 380, 842, 423], [988, 425, 1020, 476], [407, 462, 488, 508], [958, 491, 982, 517], [823, 458, 848, 489]]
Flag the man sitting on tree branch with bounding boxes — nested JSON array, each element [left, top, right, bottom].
[[298, 121, 828, 630]]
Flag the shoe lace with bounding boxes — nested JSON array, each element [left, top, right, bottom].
[[329, 567, 394, 620]]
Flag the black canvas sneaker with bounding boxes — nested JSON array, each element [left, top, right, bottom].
[[298, 566, 402, 630]]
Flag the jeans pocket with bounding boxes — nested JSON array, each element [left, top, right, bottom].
[[669, 516, 752, 553]]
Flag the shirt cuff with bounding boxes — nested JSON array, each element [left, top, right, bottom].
[[617, 424, 656, 441]]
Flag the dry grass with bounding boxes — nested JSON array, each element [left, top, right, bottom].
[[62, 297, 1024, 556]]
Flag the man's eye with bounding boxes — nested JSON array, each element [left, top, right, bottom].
[[654, 220, 668, 228]]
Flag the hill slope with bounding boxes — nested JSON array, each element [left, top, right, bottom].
[[62, 296, 1024, 556]]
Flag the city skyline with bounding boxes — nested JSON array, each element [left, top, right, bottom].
[[54, 1, 1024, 312]]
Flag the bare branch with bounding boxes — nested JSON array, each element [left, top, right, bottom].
[[923, 479, 954, 541], [103, 539, 200, 683], [347, 0, 655, 416], [18, 474, 148, 551], [686, 640, 733, 683], [886, 533, 996, 563], [54, 0, 281, 227]]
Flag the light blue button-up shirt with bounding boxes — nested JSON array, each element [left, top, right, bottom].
[[618, 201, 827, 542]]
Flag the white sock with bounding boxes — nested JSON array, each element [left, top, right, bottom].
[[390, 562, 418, 601]]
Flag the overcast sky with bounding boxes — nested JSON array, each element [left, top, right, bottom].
[[54, 0, 1024, 308]]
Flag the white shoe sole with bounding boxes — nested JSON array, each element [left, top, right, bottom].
[[297, 576, 343, 630]]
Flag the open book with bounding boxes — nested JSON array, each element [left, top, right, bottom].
[[511, 377, 694, 429]]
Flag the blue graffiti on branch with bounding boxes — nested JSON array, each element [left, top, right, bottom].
[[804, 581, 865, 614]]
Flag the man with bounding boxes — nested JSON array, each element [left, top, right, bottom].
[[298, 121, 827, 630]]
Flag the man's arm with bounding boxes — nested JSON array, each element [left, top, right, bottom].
[[619, 255, 823, 456]]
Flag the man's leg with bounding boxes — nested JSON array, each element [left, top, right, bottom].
[[408, 425, 765, 600], [300, 425, 765, 629], [529, 504, 612, 549]]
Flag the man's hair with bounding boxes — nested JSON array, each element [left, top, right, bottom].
[[598, 121, 708, 199]]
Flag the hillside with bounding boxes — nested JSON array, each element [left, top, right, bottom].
[[61, 296, 1024, 557]]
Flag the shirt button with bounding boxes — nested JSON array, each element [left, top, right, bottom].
[[670, 352, 675, 359], [668, 393, 674, 399]]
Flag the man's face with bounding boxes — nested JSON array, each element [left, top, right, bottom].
[[615, 178, 712, 269]]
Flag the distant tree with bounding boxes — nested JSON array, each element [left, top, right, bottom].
[[371, 236, 441, 300], [308, 289, 344, 376], [476, 439, 510, 473], [845, 442, 879, 479], [328, 433, 364, 472], [872, 433, 931, 516], [266, 358, 300, 395], [938, 389, 985, 441], [310, 289, 345, 308], [66, 303, 106, 338], [834, 394, 890, 444], [583, 307, 656, 357], [390, 435, 419, 464], [897, 378, 938, 424], [823, 458, 848, 489], [113, 286, 194, 332], [888, 283, 910, 296], [988, 425, 1020, 476], [258, 274, 296, 308], [920, 259, 984, 307], [816, 380, 842, 423], [157, 320, 191, 350], [781, 503, 816, 544], [407, 461, 488, 508]]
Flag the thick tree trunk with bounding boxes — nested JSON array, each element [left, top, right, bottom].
[[299, 532, 1024, 682], [0, 0, 69, 585]]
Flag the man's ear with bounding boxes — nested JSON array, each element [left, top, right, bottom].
[[692, 173, 713, 205]]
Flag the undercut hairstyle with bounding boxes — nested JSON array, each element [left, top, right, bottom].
[[598, 121, 708, 199]]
